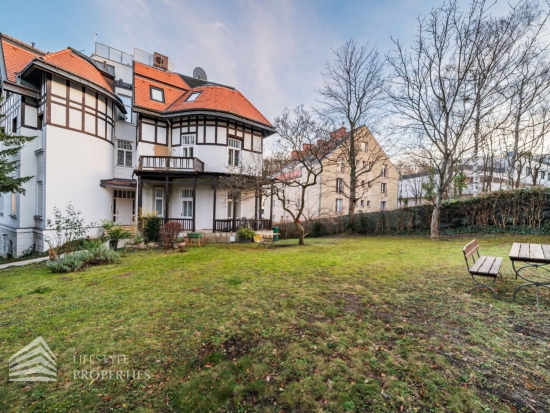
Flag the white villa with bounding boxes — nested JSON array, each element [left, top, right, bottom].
[[0, 34, 275, 257]]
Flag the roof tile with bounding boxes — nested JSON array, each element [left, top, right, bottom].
[[1, 39, 41, 82], [167, 86, 272, 127], [41, 49, 113, 92], [134, 62, 189, 89], [134, 77, 187, 112]]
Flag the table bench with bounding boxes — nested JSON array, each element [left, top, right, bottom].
[[509, 243, 550, 306]]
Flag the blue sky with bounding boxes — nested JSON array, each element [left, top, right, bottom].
[[1, 0, 484, 123]]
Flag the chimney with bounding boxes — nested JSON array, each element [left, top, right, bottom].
[[330, 126, 347, 140]]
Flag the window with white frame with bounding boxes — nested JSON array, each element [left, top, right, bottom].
[[182, 134, 195, 158], [381, 183, 387, 193], [186, 92, 201, 102], [227, 192, 241, 218], [336, 199, 343, 214], [367, 200, 371, 207], [155, 188, 164, 216], [361, 142, 368, 151], [117, 140, 133, 167], [181, 189, 193, 218], [380, 201, 387, 210], [360, 199, 364, 207], [382, 165, 388, 178], [337, 159, 345, 173], [228, 138, 242, 166], [150, 87, 164, 102]]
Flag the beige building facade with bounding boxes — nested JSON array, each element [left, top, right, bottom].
[[271, 126, 398, 223]]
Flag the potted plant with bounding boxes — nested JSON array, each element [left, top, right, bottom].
[[134, 235, 145, 248], [236, 226, 255, 243], [101, 220, 131, 251]]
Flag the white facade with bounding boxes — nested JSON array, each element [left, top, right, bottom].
[[0, 38, 274, 257]]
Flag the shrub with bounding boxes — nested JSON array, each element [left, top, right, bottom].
[[311, 221, 324, 237], [141, 213, 163, 242], [101, 220, 131, 241], [46, 242, 119, 273], [86, 244, 120, 265], [45, 203, 89, 256], [236, 226, 255, 240], [47, 251, 92, 273], [160, 221, 183, 251]]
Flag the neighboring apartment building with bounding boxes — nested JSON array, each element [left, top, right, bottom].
[[398, 155, 550, 207], [0, 34, 275, 257], [272, 126, 398, 223]]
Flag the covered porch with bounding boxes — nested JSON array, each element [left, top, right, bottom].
[[136, 171, 272, 233]]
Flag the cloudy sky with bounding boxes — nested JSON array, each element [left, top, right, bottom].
[[2, 0, 499, 124]]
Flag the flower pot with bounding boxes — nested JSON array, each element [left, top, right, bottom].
[[109, 239, 118, 250], [136, 242, 145, 249], [178, 242, 186, 253]]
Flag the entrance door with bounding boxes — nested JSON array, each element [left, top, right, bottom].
[[113, 190, 135, 224]]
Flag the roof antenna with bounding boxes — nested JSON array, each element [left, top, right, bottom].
[[31, 42, 35, 48]]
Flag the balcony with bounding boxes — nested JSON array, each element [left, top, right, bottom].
[[138, 156, 204, 172]]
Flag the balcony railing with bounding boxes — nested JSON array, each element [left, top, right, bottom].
[[160, 218, 194, 231], [215, 219, 272, 232], [138, 156, 204, 172]]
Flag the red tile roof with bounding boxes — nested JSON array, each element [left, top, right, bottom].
[[1, 38, 42, 82], [134, 62, 189, 89], [167, 86, 272, 127], [41, 49, 113, 92], [134, 77, 188, 112]]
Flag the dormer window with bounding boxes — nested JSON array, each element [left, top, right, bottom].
[[150, 87, 164, 102], [186, 92, 201, 102]]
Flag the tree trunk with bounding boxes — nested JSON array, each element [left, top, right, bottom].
[[430, 194, 442, 239], [297, 221, 305, 245], [348, 178, 357, 232]]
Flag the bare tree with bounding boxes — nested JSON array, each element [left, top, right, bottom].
[[387, 0, 548, 238], [272, 106, 331, 245], [317, 39, 389, 232], [502, 51, 550, 187]]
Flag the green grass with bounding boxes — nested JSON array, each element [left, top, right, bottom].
[[1, 234, 549, 412]]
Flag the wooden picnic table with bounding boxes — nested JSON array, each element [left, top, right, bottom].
[[509, 243, 550, 304]]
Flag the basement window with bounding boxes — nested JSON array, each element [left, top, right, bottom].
[[186, 92, 201, 102], [150, 87, 164, 102]]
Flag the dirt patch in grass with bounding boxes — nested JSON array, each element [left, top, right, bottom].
[[222, 337, 261, 359]]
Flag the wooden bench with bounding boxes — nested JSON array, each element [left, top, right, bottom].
[[256, 231, 276, 248], [463, 240, 503, 297]]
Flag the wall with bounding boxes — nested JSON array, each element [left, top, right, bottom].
[[44, 125, 114, 242]]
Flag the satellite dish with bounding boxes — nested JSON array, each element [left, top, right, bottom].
[[193, 67, 207, 81]]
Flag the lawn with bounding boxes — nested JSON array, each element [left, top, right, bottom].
[[0, 234, 549, 412]]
